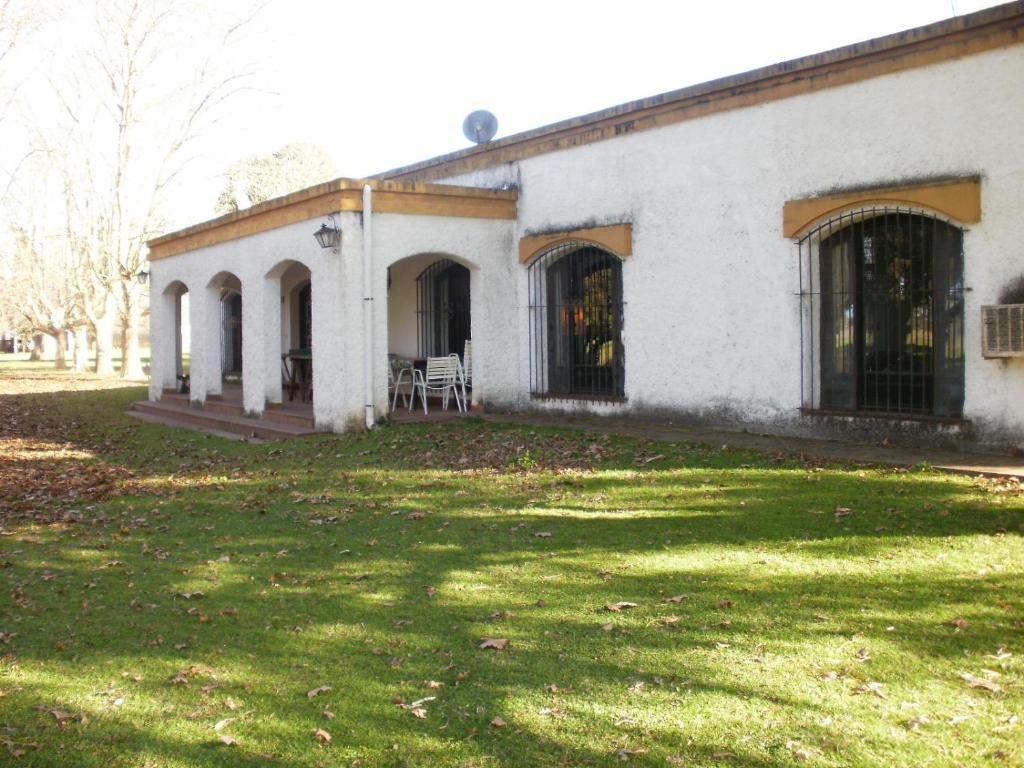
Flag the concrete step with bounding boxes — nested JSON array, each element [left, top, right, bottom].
[[129, 399, 317, 441], [201, 399, 247, 418], [264, 404, 316, 429]]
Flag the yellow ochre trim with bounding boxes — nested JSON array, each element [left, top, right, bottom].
[[783, 179, 981, 238], [147, 179, 518, 260], [519, 223, 633, 265]]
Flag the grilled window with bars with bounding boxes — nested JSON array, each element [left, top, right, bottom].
[[416, 259, 471, 358], [528, 241, 625, 400], [798, 208, 964, 418]]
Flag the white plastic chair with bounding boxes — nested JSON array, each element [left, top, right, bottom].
[[458, 339, 472, 407], [411, 355, 464, 414], [389, 359, 413, 411]]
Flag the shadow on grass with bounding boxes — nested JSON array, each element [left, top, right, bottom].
[[2, 384, 1023, 766]]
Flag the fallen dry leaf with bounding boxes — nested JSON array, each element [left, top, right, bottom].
[[785, 741, 812, 761], [313, 728, 331, 743], [617, 747, 648, 760], [949, 617, 969, 629], [213, 718, 236, 732], [479, 638, 509, 650], [960, 672, 1001, 692], [853, 681, 887, 698], [306, 685, 332, 698], [664, 595, 688, 603], [606, 601, 638, 612], [490, 716, 507, 727], [535, 531, 552, 538], [218, 735, 238, 747]]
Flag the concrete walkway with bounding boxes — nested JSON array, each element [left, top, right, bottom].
[[482, 413, 1024, 480]]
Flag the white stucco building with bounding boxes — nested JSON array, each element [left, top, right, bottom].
[[144, 3, 1024, 451]]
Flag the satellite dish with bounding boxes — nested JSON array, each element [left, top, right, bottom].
[[462, 110, 498, 145]]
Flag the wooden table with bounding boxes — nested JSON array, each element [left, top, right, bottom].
[[282, 349, 312, 402]]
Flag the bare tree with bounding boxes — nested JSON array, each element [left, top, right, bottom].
[[0, 224, 78, 369], [5, 0, 266, 378]]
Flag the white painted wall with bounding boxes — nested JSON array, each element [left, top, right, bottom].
[[149, 44, 1024, 448], [433, 45, 1024, 447], [149, 209, 514, 429]]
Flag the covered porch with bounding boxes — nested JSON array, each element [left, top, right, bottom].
[[145, 178, 518, 434]]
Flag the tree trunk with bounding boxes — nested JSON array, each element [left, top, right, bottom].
[[30, 333, 44, 360], [120, 284, 145, 380], [93, 293, 116, 376], [53, 330, 68, 369], [73, 326, 90, 372]]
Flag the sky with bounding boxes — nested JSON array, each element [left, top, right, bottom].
[[3, 0, 1005, 229]]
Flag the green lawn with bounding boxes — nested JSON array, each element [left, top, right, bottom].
[[0, 367, 1021, 767]]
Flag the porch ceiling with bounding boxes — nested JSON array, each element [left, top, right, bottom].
[[147, 179, 518, 260]]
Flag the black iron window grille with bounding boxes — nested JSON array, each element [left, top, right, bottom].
[[798, 208, 964, 418], [221, 291, 243, 378], [528, 241, 625, 401], [416, 259, 471, 358]]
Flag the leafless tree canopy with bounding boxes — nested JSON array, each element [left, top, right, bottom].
[[216, 142, 338, 215], [0, 0, 268, 375]]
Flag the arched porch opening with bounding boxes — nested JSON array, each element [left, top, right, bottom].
[[386, 253, 475, 416], [157, 280, 190, 393], [207, 271, 243, 383], [264, 259, 313, 406]]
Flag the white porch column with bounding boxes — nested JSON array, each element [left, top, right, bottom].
[[148, 286, 176, 400], [242, 277, 265, 415], [262, 272, 283, 406], [192, 282, 223, 403], [310, 258, 344, 429]]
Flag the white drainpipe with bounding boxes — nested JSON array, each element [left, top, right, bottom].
[[361, 184, 375, 430]]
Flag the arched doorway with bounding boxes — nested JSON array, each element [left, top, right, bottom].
[[804, 209, 964, 417], [415, 259, 471, 358], [221, 290, 242, 381], [264, 260, 313, 405], [527, 242, 625, 399], [207, 272, 243, 388]]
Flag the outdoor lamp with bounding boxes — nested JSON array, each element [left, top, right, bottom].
[[314, 216, 341, 252], [135, 268, 150, 285]]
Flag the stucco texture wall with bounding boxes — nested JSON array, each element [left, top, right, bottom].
[[435, 45, 1024, 448]]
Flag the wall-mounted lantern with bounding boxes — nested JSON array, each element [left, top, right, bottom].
[[314, 215, 341, 253]]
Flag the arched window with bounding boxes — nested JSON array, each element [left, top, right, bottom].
[[528, 242, 624, 400], [799, 209, 964, 417], [416, 259, 471, 357]]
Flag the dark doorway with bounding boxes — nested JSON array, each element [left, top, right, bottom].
[[416, 259, 471, 357], [222, 291, 243, 378], [297, 282, 312, 351], [819, 212, 964, 417]]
